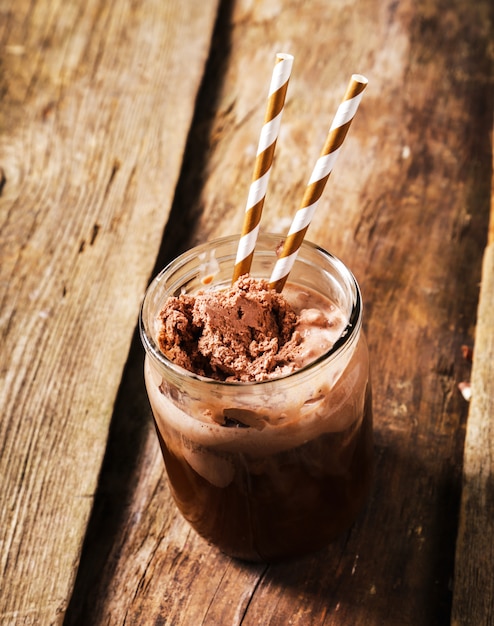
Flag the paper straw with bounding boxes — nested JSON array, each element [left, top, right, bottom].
[[232, 52, 294, 282], [269, 74, 368, 292]]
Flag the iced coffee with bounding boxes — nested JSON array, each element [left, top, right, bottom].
[[140, 233, 373, 562]]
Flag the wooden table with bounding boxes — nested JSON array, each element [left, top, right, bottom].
[[1, 1, 493, 624]]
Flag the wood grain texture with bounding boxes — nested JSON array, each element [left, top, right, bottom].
[[64, 0, 494, 625], [0, 0, 219, 623], [452, 241, 494, 625]]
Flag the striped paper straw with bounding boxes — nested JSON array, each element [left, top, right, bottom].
[[269, 74, 368, 292], [232, 52, 294, 283]]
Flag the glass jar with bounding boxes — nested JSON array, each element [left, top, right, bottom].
[[139, 233, 373, 562]]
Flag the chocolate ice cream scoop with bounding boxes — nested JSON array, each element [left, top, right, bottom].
[[158, 276, 301, 381]]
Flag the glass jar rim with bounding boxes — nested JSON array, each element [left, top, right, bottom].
[[139, 234, 363, 388]]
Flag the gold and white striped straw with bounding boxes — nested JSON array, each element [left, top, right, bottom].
[[269, 74, 368, 292], [232, 52, 294, 283]]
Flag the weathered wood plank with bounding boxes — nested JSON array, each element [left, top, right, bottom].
[[64, 0, 493, 625], [451, 228, 494, 620], [0, 1, 219, 624]]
